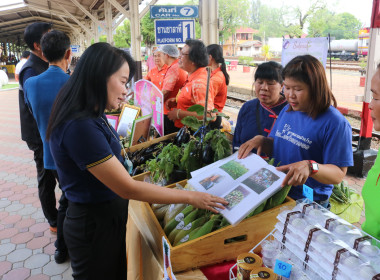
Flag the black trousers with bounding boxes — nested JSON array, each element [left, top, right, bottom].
[[64, 197, 129, 280], [52, 170, 68, 252], [26, 142, 58, 227], [164, 114, 180, 135]]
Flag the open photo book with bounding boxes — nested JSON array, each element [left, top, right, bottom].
[[188, 152, 286, 225]]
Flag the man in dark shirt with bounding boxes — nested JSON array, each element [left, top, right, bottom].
[[18, 23, 60, 235], [24, 30, 70, 264]]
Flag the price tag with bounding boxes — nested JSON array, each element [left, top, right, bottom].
[[274, 259, 292, 278], [303, 184, 313, 201]]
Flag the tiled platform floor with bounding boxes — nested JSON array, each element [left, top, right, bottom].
[[0, 88, 72, 280]]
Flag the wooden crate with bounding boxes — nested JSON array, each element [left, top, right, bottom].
[[129, 186, 295, 273], [124, 132, 176, 156]]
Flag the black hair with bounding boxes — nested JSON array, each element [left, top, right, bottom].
[[21, 50, 30, 58], [24, 22, 52, 51], [254, 61, 283, 84], [41, 30, 70, 63], [185, 39, 208, 68], [46, 43, 136, 139], [207, 44, 230, 85]]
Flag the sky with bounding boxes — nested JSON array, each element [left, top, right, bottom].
[[1, 0, 374, 27]]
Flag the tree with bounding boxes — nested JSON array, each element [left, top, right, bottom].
[[278, 0, 327, 37], [252, 3, 287, 39], [327, 13, 362, 39], [308, 10, 362, 39], [307, 8, 335, 37], [218, 0, 251, 42], [114, 20, 131, 48], [141, 12, 155, 48]]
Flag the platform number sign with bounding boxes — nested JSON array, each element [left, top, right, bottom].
[[155, 19, 195, 45], [182, 21, 193, 42]]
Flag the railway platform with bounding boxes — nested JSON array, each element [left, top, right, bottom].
[[0, 72, 367, 279]]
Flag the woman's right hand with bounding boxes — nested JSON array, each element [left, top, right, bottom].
[[238, 135, 266, 159], [188, 191, 228, 213], [165, 98, 177, 110]]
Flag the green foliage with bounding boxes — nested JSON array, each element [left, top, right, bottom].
[[308, 10, 362, 39], [218, 0, 251, 40], [181, 105, 229, 132], [114, 20, 131, 48], [99, 35, 107, 42], [141, 12, 156, 48], [146, 143, 183, 182], [261, 45, 272, 61]]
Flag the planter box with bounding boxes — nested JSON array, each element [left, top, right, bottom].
[[128, 181, 295, 273], [123, 132, 176, 157]]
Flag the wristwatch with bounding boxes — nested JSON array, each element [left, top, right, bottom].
[[308, 160, 319, 175]]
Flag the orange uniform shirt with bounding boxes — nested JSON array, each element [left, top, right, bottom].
[[210, 67, 227, 112], [162, 60, 187, 114], [175, 67, 214, 128], [144, 64, 168, 90]]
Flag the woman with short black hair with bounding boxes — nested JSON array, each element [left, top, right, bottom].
[[166, 39, 215, 128], [46, 42, 227, 280], [233, 61, 287, 152]]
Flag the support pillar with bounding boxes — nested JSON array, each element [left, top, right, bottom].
[[104, 0, 113, 45], [129, 0, 142, 81], [200, 0, 218, 46], [92, 11, 100, 43]]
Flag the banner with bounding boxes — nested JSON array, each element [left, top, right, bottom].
[[281, 37, 329, 68], [134, 80, 164, 136]]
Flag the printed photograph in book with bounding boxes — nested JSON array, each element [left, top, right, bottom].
[[219, 160, 249, 180], [224, 185, 251, 211], [199, 174, 224, 190], [242, 168, 280, 194]]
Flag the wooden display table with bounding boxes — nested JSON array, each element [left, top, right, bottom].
[[126, 201, 207, 279]]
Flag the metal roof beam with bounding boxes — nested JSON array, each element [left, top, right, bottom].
[[107, 0, 130, 18], [27, 3, 81, 20], [56, 2, 94, 36], [69, 0, 106, 30], [139, 0, 158, 19], [58, 15, 81, 35]]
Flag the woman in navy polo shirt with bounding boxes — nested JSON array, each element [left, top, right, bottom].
[[46, 43, 227, 280]]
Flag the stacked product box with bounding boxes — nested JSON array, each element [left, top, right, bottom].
[[230, 199, 380, 280]]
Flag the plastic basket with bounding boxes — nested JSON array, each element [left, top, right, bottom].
[[330, 193, 364, 224]]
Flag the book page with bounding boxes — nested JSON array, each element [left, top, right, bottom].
[[188, 152, 286, 225]]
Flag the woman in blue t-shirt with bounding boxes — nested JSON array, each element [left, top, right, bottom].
[[238, 55, 353, 206], [233, 61, 287, 152], [46, 43, 227, 280]]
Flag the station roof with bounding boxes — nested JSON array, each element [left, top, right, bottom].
[[0, 0, 136, 44]]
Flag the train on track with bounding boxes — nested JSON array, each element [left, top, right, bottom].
[[329, 28, 370, 61]]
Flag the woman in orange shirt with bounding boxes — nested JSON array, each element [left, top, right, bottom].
[[166, 39, 214, 129], [144, 50, 168, 90], [207, 44, 229, 129]]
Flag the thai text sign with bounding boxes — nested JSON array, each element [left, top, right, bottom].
[[150, 5, 198, 19], [155, 19, 195, 45], [281, 37, 329, 68]]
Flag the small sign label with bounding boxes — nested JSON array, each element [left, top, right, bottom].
[[274, 259, 292, 278], [150, 5, 198, 19], [303, 184, 314, 201]]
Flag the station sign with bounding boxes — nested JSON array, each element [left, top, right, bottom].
[[155, 19, 195, 45], [150, 5, 198, 19], [71, 45, 80, 53]]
